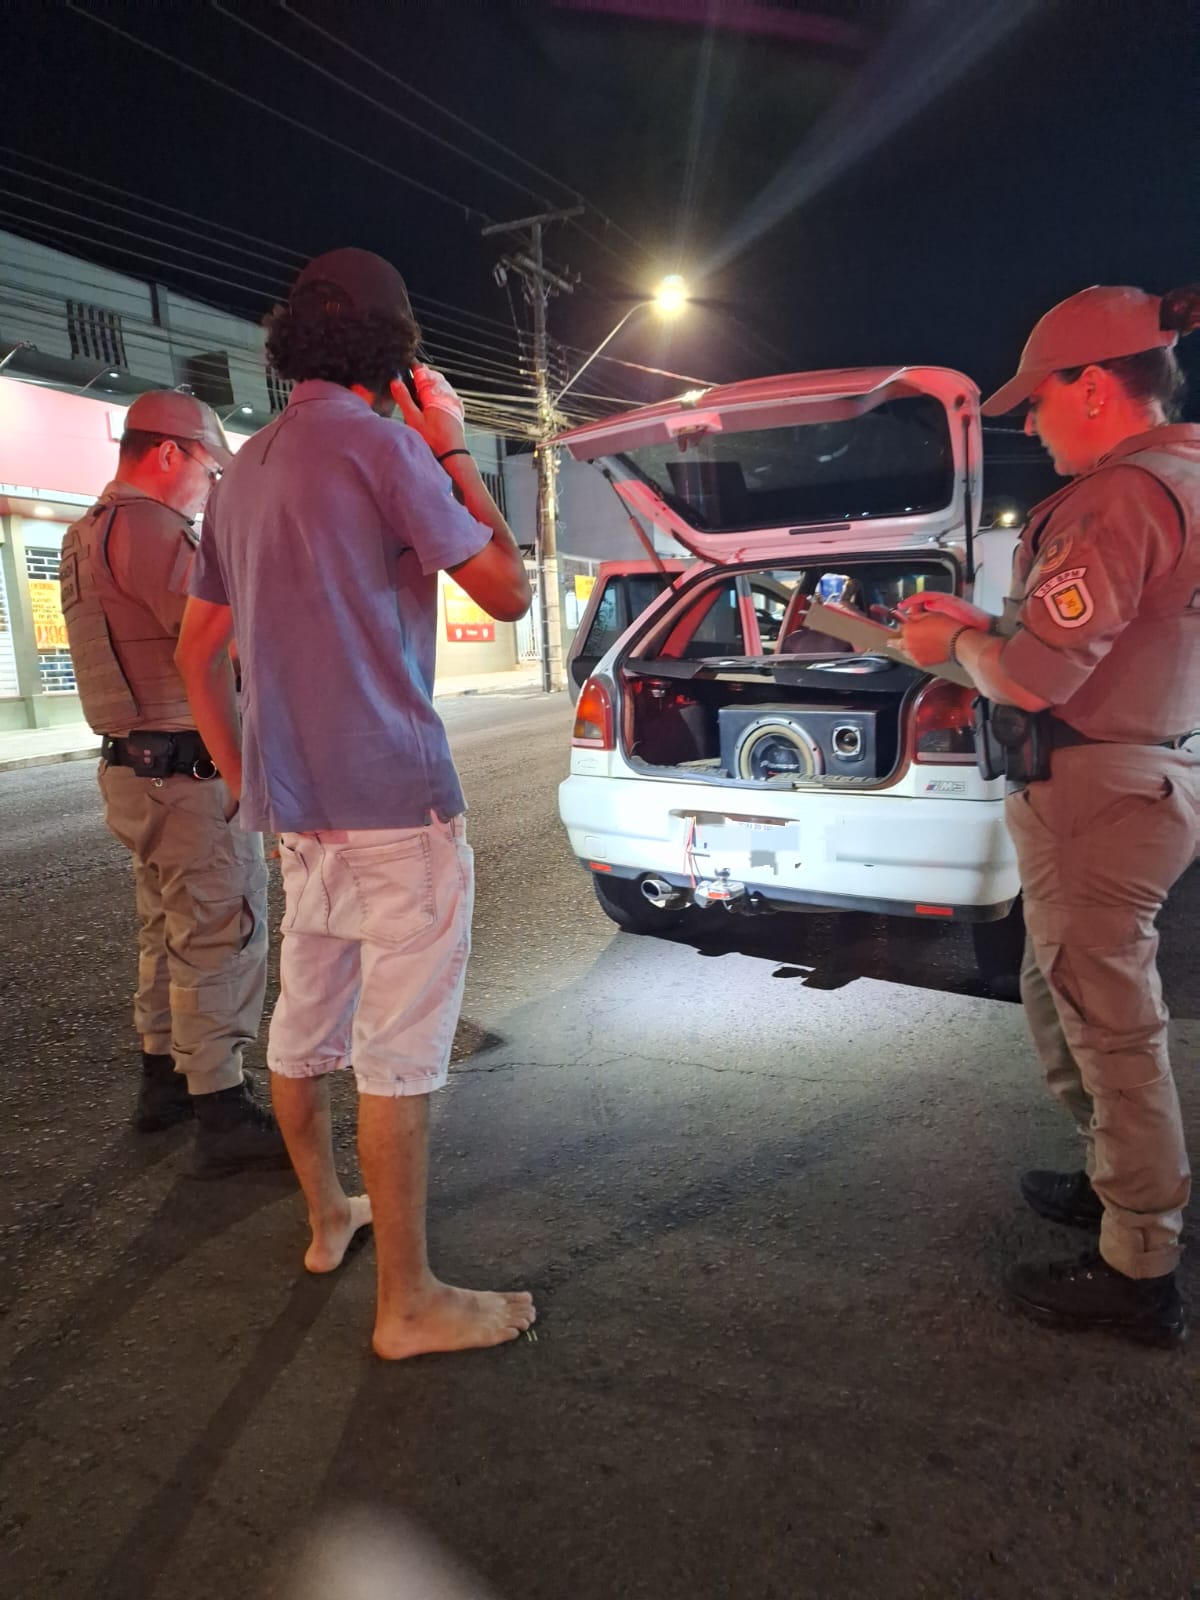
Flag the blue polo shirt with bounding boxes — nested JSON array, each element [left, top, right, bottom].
[[189, 381, 491, 832]]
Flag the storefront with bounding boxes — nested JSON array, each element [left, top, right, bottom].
[[0, 376, 126, 729], [0, 376, 521, 730]]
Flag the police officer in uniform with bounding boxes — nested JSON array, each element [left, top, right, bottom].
[[60, 389, 286, 1175], [900, 285, 1200, 1347]]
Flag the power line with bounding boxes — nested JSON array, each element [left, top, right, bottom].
[[413, 310, 525, 360], [1, 211, 543, 385], [412, 290, 522, 337], [283, 1, 579, 205], [0, 209, 285, 305], [0, 160, 310, 292], [554, 341, 718, 387], [0, 161, 303, 285], [417, 328, 525, 371], [0, 185, 291, 293], [0, 261, 265, 349], [2, 274, 533, 395], [211, 1, 560, 212], [0, 142, 311, 265], [280, 0, 655, 271], [64, 2, 497, 228], [1, 303, 542, 439], [1, 273, 545, 419], [0, 157, 528, 348]]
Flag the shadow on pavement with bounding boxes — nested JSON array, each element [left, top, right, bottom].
[[0, 1165, 293, 1464]]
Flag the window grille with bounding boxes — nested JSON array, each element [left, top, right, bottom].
[[66, 300, 127, 369]]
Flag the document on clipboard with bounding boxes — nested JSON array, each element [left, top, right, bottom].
[[800, 599, 975, 689]]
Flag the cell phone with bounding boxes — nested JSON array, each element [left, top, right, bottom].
[[398, 368, 422, 409]]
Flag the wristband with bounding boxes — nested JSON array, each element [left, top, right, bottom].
[[436, 448, 472, 465], [946, 625, 969, 666]]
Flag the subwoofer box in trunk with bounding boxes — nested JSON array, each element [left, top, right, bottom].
[[718, 702, 883, 781]]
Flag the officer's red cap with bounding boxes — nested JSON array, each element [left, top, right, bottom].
[[982, 285, 1177, 416], [291, 248, 413, 320], [123, 389, 233, 468]]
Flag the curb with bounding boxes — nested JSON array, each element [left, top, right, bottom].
[[0, 679, 552, 772], [0, 745, 100, 774]]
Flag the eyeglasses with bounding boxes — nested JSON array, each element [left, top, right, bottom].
[[175, 441, 222, 484]]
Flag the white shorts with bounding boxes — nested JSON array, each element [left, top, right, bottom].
[[267, 815, 473, 1097]]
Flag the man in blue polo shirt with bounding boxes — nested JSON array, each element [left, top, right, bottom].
[[177, 249, 534, 1360]]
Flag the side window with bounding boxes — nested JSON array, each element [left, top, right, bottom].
[[681, 580, 745, 658], [751, 581, 789, 646], [581, 584, 622, 661], [625, 575, 669, 622]]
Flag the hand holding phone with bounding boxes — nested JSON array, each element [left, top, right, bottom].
[[390, 365, 467, 457]]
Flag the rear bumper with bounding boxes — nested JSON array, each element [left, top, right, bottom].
[[559, 772, 1020, 917]]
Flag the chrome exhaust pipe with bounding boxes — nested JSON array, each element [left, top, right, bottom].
[[641, 876, 690, 911]]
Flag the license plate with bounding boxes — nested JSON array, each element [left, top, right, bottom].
[[684, 816, 798, 877]]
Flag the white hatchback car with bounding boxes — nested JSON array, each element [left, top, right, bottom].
[[555, 365, 1028, 991]]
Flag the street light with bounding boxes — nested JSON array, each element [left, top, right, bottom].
[[533, 274, 692, 695], [220, 403, 254, 423], [77, 366, 122, 394], [0, 340, 35, 374], [554, 275, 690, 406]]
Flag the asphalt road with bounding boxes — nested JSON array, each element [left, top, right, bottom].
[[1, 692, 1196, 1600]]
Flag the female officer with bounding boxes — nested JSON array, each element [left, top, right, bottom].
[[901, 284, 1200, 1347]]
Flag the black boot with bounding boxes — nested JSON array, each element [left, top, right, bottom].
[[192, 1081, 291, 1178], [1020, 1168, 1103, 1231], [1005, 1251, 1186, 1349], [133, 1052, 194, 1133]]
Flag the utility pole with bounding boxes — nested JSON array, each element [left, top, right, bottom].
[[483, 207, 582, 694]]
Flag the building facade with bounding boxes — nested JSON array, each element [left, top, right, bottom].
[[0, 229, 520, 731]]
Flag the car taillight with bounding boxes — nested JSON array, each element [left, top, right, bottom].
[[572, 677, 615, 750], [913, 680, 975, 763]]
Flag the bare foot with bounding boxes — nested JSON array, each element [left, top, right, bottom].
[[305, 1195, 373, 1274], [372, 1283, 536, 1360]]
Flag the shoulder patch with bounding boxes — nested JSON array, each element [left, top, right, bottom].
[[1034, 565, 1086, 600], [1032, 531, 1072, 578], [1036, 569, 1094, 629]]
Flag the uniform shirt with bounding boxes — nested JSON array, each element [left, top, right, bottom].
[[998, 425, 1200, 743], [66, 479, 199, 733], [188, 380, 492, 833]]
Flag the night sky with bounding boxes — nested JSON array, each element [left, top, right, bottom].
[[1, 0, 1196, 424]]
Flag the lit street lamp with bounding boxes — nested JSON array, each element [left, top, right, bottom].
[[0, 340, 35, 374], [554, 275, 690, 407], [76, 365, 122, 395], [533, 274, 692, 695]]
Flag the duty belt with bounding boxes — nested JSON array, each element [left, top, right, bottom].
[[1049, 719, 1196, 753], [101, 730, 219, 780]]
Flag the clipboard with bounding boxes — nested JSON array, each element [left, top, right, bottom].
[[800, 599, 975, 689]]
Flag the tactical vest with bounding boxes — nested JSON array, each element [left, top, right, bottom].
[[1000, 439, 1200, 741], [59, 493, 197, 736]]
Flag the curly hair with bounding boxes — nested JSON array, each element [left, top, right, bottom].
[[264, 280, 421, 395]]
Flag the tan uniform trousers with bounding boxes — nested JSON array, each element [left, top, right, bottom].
[[1005, 744, 1199, 1279], [99, 761, 268, 1095]]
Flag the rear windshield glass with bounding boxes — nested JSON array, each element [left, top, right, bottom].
[[616, 395, 954, 533]]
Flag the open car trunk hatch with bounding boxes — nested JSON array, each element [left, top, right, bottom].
[[556, 366, 981, 567]]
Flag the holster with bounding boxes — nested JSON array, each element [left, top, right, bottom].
[[101, 730, 218, 780], [973, 699, 1051, 784]]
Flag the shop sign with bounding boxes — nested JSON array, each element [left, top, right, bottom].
[[574, 573, 596, 601], [29, 577, 68, 650], [443, 579, 494, 644]]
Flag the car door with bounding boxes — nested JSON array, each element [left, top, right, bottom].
[[566, 560, 690, 700]]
